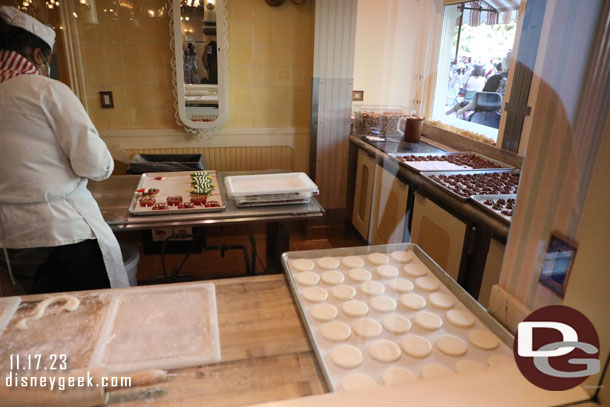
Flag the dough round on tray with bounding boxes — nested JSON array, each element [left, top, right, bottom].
[[367, 252, 389, 265], [352, 318, 382, 338], [321, 321, 352, 342], [331, 285, 357, 301], [446, 309, 476, 329], [415, 276, 440, 292], [488, 355, 516, 367], [435, 335, 468, 357], [317, 257, 340, 270], [382, 314, 411, 335], [390, 250, 415, 263], [310, 303, 338, 322], [368, 340, 402, 363], [414, 311, 443, 331], [302, 287, 328, 303], [342, 300, 369, 317], [291, 259, 315, 272], [428, 292, 454, 310], [421, 363, 454, 379], [360, 281, 385, 296], [321, 270, 345, 285], [403, 263, 428, 277], [331, 344, 363, 369], [468, 329, 500, 350], [456, 360, 486, 373], [375, 264, 400, 279], [389, 278, 414, 293], [342, 373, 377, 391], [400, 335, 432, 358], [295, 271, 320, 286], [342, 256, 365, 269], [399, 293, 426, 311], [369, 295, 397, 313], [348, 268, 372, 282], [382, 367, 417, 385]]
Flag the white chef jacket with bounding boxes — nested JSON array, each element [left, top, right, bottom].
[[0, 74, 129, 288]]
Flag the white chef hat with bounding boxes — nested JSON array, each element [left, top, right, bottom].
[[0, 6, 55, 50]]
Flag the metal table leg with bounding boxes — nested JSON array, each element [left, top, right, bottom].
[[266, 222, 289, 274]]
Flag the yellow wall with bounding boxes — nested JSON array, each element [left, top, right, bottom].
[[74, 0, 314, 131], [226, 0, 313, 129]]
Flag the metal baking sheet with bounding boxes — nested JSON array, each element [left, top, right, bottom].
[[389, 151, 514, 173], [128, 171, 225, 216], [282, 243, 514, 392], [421, 169, 519, 202], [471, 194, 517, 224]]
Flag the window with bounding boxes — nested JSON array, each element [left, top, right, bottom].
[[430, 1, 520, 145]]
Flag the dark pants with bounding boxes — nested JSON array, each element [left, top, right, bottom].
[[32, 239, 110, 294]]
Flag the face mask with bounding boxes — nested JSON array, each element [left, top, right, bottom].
[[40, 54, 51, 77]]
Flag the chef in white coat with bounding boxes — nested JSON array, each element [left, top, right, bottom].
[[0, 7, 129, 292]]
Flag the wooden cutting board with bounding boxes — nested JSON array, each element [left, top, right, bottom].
[[0, 293, 111, 375]]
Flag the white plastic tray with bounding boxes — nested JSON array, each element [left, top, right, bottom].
[[89, 284, 221, 374], [224, 172, 319, 198], [283, 244, 514, 392]]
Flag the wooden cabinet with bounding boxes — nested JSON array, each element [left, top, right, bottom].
[[478, 238, 506, 308], [352, 149, 376, 240], [410, 193, 467, 281], [368, 164, 409, 245]]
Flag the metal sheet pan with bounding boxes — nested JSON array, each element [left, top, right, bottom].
[[421, 169, 520, 202], [471, 194, 517, 224], [128, 171, 226, 216], [389, 151, 514, 173], [281, 243, 514, 392]]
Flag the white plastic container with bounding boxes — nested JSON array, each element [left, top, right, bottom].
[[224, 173, 319, 206]]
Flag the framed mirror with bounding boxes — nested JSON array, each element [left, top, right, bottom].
[[172, 0, 228, 131]]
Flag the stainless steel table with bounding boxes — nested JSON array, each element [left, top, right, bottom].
[[88, 171, 325, 274]]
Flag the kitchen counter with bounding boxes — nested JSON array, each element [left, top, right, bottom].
[[350, 135, 511, 240], [360, 136, 447, 155], [6, 275, 327, 406]]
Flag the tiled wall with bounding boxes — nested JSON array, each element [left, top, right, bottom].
[[225, 0, 313, 128], [75, 0, 314, 130]]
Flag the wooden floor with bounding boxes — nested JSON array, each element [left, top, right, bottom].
[[0, 226, 366, 295]]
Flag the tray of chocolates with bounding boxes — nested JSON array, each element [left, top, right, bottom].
[[128, 170, 225, 216], [389, 152, 513, 173], [471, 194, 517, 224], [422, 170, 520, 201]]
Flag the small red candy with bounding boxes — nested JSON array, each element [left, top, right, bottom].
[[152, 203, 169, 210], [178, 202, 195, 209]]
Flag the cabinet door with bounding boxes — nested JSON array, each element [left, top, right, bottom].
[[352, 150, 376, 240], [411, 193, 466, 281], [352, 150, 375, 240], [369, 165, 409, 245], [479, 238, 506, 308]]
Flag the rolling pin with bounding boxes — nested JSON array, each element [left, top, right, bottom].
[[0, 368, 166, 407]]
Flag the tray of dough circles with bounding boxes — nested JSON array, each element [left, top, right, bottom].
[[282, 243, 514, 392]]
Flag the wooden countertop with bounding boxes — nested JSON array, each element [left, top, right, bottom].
[[10, 275, 328, 406]]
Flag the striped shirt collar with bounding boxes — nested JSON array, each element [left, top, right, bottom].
[[0, 50, 40, 84]]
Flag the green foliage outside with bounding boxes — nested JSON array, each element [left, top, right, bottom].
[[452, 21, 516, 63]]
